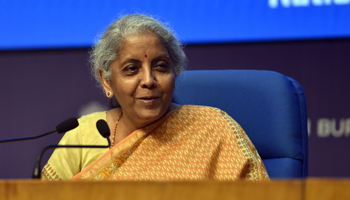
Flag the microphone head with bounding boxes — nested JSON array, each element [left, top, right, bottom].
[[56, 117, 79, 133], [96, 120, 110, 138]]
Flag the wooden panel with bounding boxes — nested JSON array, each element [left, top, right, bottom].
[[2, 179, 350, 200], [306, 179, 350, 200], [0, 180, 301, 200]]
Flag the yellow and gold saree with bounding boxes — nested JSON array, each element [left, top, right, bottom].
[[42, 105, 269, 181]]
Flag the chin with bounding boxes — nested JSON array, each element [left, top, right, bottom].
[[137, 108, 167, 123]]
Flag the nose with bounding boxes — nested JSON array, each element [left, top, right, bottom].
[[140, 69, 157, 89]]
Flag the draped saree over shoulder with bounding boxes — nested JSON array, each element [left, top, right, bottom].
[[42, 105, 269, 181]]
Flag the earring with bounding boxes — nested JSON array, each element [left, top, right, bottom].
[[106, 91, 112, 98]]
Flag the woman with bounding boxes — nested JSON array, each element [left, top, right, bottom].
[[42, 14, 269, 181]]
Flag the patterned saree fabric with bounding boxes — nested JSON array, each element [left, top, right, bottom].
[[42, 105, 269, 181]]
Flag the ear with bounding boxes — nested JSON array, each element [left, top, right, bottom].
[[98, 68, 112, 94]]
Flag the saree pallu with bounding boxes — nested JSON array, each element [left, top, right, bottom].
[[42, 105, 269, 181]]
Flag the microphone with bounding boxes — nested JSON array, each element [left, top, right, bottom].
[[32, 120, 111, 179], [56, 117, 79, 133], [0, 117, 78, 144], [96, 119, 111, 138]]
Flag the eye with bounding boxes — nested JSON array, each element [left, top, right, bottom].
[[154, 62, 169, 72], [123, 65, 139, 75]]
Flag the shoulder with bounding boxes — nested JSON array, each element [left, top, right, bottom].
[[174, 105, 239, 127], [60, 111, 107, 145], [179, 105, 243, 133], [178, 105, 231, 118], [76, 111, 107, 138], [78, 111, 107, 125]]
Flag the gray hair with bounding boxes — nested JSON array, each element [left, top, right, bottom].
[[90, 14, 188, 89]]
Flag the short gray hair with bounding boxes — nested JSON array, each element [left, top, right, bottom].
[[90, 14, 188, 89]]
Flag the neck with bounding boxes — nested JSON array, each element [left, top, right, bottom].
[[107, 103, 181, 145], [120, 103, 180, 132]]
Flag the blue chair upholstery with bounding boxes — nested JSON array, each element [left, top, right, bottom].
[[174, 70, 308, 178]]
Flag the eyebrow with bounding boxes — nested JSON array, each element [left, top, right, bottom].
[[120, 54, 170, 67], [153, 55, 170, 62], [120, 59, 142, 67]]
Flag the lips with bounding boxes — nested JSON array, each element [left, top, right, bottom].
[[137, 96, 160, 105], [137, 96, 159, 100]]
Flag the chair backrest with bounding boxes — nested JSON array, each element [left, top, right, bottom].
[[174, 70, 308, 178]]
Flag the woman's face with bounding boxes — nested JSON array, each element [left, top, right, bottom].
[[101, 33, 176, 127]]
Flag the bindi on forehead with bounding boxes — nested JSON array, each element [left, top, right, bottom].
[[145, 54, 147, 58]]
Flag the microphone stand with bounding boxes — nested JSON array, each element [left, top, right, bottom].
[[0, 117, 78, 144], [32, 138, 111, 179], [0, 130, 57, 143]]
